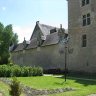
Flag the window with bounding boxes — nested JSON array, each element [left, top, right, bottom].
[[82, 13, 91, 26], [50, 28, 56, 34], [83, 15, 86, 26], [86, 0, 89, 4], [82, 0, 86, 6], [87, 13, 91, 25], [82, 34, 87, 47], [82, 0, 90, 6]]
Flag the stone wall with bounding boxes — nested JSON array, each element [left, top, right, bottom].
[[11, 44, 66, 71], [68, 0, 96, 73]]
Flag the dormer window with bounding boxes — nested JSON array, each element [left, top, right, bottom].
[[50, 28, 56, 34], [82, 0, 90, 6]]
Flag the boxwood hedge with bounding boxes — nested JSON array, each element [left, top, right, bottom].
[[0, 65, 43, 77]]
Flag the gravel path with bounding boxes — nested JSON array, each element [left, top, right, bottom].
[[0, 93, 2, 96], [88, 94, 96, 96]]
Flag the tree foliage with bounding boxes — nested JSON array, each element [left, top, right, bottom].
[[0, 22, 18, 64]]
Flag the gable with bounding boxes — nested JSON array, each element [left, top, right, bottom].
[[30, 24, 43, 40], [30, 22, 58, 41]]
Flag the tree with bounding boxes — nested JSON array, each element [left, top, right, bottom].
[[12, 33, 18, 45], [0, 22, 18, 64]]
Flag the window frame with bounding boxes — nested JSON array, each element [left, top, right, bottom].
[[82, 0, 86, 6], [82, 34, 87, 47], [87, 13, 91, 25], [82, 13, 91, 26], [82, 0, 90, 6], [86, 0, 90, 4], [83, 15, 87, 26]]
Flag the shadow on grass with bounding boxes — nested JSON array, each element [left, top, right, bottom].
[[54, 75, 96, 86]]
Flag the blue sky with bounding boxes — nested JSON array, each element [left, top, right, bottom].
[[0, 0, 68, 42]]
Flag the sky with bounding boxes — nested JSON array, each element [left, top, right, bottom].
[[0, 0, 68, 43]]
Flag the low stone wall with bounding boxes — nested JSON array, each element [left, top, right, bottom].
[[0, 78, 75, 96]]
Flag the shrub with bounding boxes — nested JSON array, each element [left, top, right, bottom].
[[11, 65, 21, 77], [33, 67, 43, 76], [28, 67, 33, 76], [29, 66, 43, 76], [5, 66, 11, 77], [9, 77, 22, 96], [0, 65, 11, 77], [0, 65, 7, 77], [21, 66, 29, 77], [0, 64, 43, 77]]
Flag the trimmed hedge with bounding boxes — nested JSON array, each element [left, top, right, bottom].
[[0, 65, 43, 77]]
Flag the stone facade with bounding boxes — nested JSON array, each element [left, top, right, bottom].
[[11, 22, 68, 71], [68, 0, 96, 73], [11, 0, 96, 73]]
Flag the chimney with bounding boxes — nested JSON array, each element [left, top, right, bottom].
[[23, 37, 27, 48], [60, 24, 62, 29], [36, 21, 39, 24]]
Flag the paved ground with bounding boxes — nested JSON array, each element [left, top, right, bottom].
[[0, 93, 2, 96], [88, 94, 96, 96], [68, 77, 96, 81]]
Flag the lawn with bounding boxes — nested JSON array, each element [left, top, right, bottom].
[[0, 81, 9, 96], [1, 75, 96, 96], [15, 76, 96, 96]]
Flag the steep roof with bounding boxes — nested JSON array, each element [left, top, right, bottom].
[[26, 38, 37, 49], [38, 23, 58, 36], [13, 43, 24, 52], [42, 32, 59, 46], [30, 22, 58, 40], [12, 22, 68, 52]]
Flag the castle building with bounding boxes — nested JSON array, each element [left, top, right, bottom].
[[11, 0, 96, 73], [11, 21, 68, 71], [68, 0, 96, 73]]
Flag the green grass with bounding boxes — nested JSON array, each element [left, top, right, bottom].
[[0, 81, 10, 96], [17, 76, 67, 89], [16, 76, 96, 96]]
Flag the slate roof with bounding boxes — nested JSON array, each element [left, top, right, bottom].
[[13, 43, 24, 52], [30, 22, 58, 40], [13, 32, 68, 51], [12, 22, 68, 52], [42, 32, 59, 46], [38, 23, 58, 36], [26, 38, 37, 49]]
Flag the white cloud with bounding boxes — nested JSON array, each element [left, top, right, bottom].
[[13, 25, 34, 43], [2, 6, 6, 11]]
